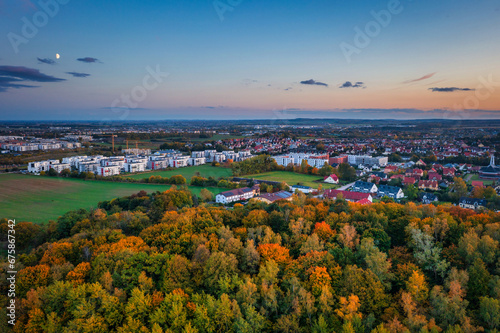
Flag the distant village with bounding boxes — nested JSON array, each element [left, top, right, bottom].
[[2, 121, 499, 211]]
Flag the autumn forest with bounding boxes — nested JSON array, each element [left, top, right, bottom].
[[1, 187, 500, 332]]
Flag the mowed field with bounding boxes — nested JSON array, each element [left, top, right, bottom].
[[125, 165, 232, 180], [0, 174, 226, 224], [468, 174, 494, 186], [245, 171, 338, 189]]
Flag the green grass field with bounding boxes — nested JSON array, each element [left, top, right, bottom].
[[125, 165, 233, 180], [467, 174, 495, 186], [245, 171, 338, 189], [0, 174, 227, 224]]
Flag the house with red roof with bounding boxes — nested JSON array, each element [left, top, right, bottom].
[[428, 172, 442, 181], [324, 174, 339, 184], [384, 165, 399, 174], [323, 189, 373, 203], [443, 168, 456, 177], [418, 180, 439, 191], [403, 177, 416, 186]]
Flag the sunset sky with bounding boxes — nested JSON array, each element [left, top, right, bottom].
[[0, 0, 499, 120]]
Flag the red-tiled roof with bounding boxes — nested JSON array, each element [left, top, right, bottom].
[[323, 189, 370, 201]]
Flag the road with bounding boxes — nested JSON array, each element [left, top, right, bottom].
[[338, 182, 355, 190]]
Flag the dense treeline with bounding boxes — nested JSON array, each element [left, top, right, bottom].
[[231, 155, 279, 176], [1, 189, 500, 332]]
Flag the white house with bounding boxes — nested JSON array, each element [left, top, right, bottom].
[[216, 187, 257, 204], [324, 174, 339, 184]]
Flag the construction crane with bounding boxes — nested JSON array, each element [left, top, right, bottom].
[[102, 134, 118, 153]]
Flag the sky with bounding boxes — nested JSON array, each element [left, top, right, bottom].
[[0, 0, 499, 121]]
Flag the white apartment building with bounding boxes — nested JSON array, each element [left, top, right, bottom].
[[28, 160, 69, 173], [125, 162, 146, 173], [101, 157, 125, 168], [78, 162, 100, 173], [11, 144, 39, 152], [204, 150, 217, 162], [348, 155, 388, 167], [216, 187, 257, 204], [38, 143, 61, 150], [170, 156, 190, 168], [191, 151, 205, 158], [97, 165, 121, 177], [189, 157, 206, 166], [50, 162, 71, 173], [274, 156, 295, 167], [272, 153, 329, 168], [148, 158, 170, 170], [213, 153, 227, 163]]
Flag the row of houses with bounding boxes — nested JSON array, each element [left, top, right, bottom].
[[351, 181, 405, 200]]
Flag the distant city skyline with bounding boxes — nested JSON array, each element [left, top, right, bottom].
[[1, 0, 499, 120]]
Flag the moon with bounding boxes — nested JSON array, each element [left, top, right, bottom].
[[56, 53, 60, 59]]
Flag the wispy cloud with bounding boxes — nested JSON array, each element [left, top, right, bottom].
[[339, 81, 365, 88], [429, 87, 475, 92], [0, 66, 65, 82], [300, 79, 328, 87], [77, 57, 100, 63], [37, 57, 55, 65], [403, 72, 436, 84], [66, 72, 91, 78], [0, 66, 65, 92], [0, 77, 37, 92]]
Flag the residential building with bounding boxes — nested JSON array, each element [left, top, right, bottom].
[[418, 180, 439, 191], [459, 197, 487, 210], [97, 165, 121, 177], [254, 191, 293, 204], [329, 155, 348, 165], [378, 185, 404, 200], [216, 187, 258, 204], [148, 158, 170, 170], [347, 155, 388, 167], [428, 172, 442, 181], [189, 157, 206, 166], [291, 185, 314, 194], [324, 174, 339, 184], [323, 189, 373, 203], [419, 193, 438, 204], [443, 167, 456, 177], [403, 177, 416, 186], [352, 181, 378, 193]]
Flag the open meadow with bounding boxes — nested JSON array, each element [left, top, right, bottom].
[[245, 171, 338, 189], [125, 165, 232, 180], [0, 174, 226, 224]]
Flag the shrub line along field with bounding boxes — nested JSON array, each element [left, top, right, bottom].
[[124, 165, 233, 180], [0, 174, 227, 224], [245, 171, 339, 189]]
